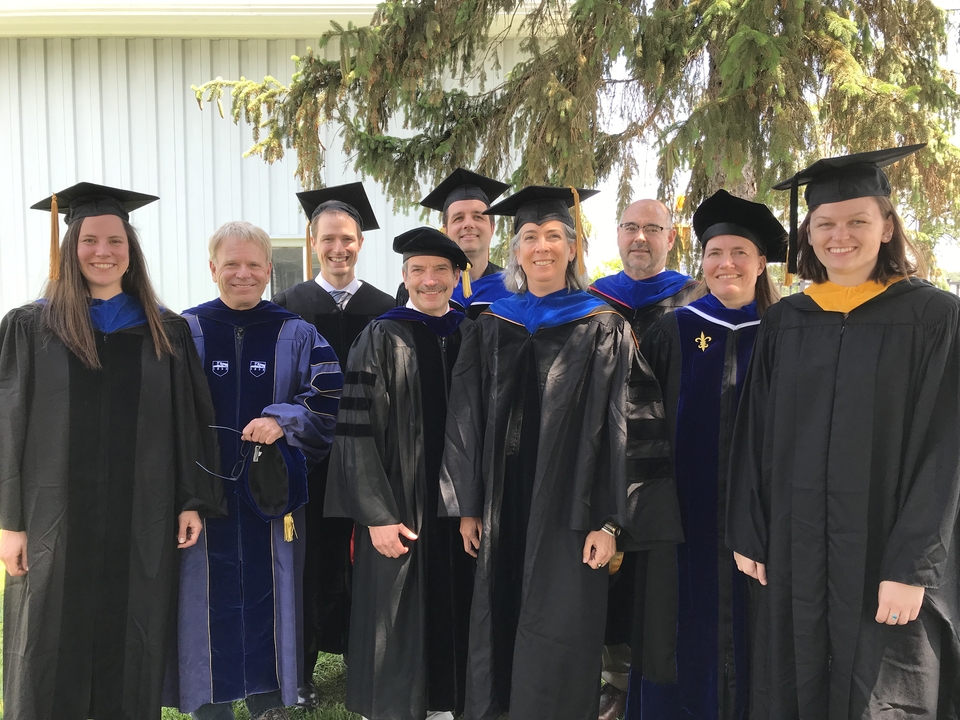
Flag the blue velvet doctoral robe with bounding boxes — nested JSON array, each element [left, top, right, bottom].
[[165, 299, 342, 712], [627, 293, 760, 720]]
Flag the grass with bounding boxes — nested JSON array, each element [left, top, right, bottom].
[[161, 653, 359, 720]]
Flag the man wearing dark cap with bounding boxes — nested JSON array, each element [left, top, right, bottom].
[[397, 168, 511, 319], [325, 228, 475, 720], [588, 198, 700, 720], [271, 182, 395, 707]]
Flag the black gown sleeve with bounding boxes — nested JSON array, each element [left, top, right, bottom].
[[0, 308, 33, 532], [168, 317, 227, 518], [618, 325, 683, 550], [439, 321, 486, 519], [881, 298, 960, 587], [324, 324, 403, 526], [725, 307, 780, 564]]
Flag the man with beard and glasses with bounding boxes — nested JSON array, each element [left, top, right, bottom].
[[326, 228, 475, 720], [396, 169, 511, 319], [588, 199, 699, 720]]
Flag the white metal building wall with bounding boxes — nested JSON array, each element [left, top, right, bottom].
[[0, 36, 454, 316]]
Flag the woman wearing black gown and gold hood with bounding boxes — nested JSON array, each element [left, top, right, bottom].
[[727, 145, 960, 718], [440, 186, 683, 720]]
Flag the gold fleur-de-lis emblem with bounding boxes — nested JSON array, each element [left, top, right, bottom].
[[695, 332, 711, 351]]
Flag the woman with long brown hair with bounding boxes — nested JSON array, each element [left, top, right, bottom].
[[626, 190, 785, 720], [0, 183, 224, 720], [728, 145, 960, 718]]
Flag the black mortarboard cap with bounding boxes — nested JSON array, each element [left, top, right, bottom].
[[482, 185, 599, 233], [692, 190, 787, 262], [484, 185, 598, 277], [31, 182, 158, 281], [420, 168, 510, 214], [31, 182, 158, 224], [393, 227, 470, 271], [296, 181, 380, 232], [772, 143, 925, 275]]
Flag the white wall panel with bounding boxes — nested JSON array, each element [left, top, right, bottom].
[[1, 35, 507, 316]]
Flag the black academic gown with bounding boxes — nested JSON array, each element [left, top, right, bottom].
[[727, 278, 960, 719], [590, 276, 700, 651], [325, 317, 474, 720], [396, 260, 503, 319], [440, 303, 683, 720], [627, 295, 760, 720], [0, 304, 225, 720], [272, 279, 394, 664]]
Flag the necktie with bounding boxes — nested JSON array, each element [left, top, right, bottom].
[[328, 289, 350, 309]]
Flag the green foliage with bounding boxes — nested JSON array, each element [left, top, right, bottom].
[[194, 0, 960, 271], [590, 256, 624, 282]]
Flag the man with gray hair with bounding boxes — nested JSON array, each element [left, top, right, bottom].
[[588, 199, 699, 720], [166, 221, 343, 720]]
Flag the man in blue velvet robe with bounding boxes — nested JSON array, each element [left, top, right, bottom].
[[588, 198, 699, 720], [165, 221, 342, 720]]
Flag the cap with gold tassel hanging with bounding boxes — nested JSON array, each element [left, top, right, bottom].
[[49, 193, 60, 281], [461, 262, 473, 298], [568, 185, 587, 277], [30, 182, 160, 281], [482, 185, 600, 270], [305, 220, 313, 281]]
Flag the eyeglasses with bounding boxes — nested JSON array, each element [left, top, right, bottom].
[[618, 222, 666, 238]]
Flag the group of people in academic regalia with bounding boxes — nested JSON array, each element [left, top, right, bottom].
[[1, 142, 959, 720]]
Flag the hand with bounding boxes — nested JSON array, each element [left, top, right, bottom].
[[0, 530, 28, 576], [177, 511, 203, 549], [582, 530, 616, 570], [241, 417, 284, 444], [734, 552, 767, 586], [460, 517, 482, 558], [369, 524, 418, 558], [876, 580, 924, 625]]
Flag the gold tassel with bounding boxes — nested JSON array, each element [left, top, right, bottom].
[[305, 221, 313, 281], [568, 186, 586, 277], [462, 262, 473, 298], [784, 272, 794, 288], [49, 193, 60, 281], [284, 513, 297, 542], [608, 551, 624, 575]]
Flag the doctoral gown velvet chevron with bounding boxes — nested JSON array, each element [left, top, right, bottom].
[[325, 316, 475, 720], [727, 279, 960, 719], [440, 291, 684, 720], [272, 279, 394, 663], [0, 303, 225, 720], [627, 294, 760, 720], [167, 299, 341, 713]]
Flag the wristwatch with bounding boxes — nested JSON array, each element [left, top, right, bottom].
[[601, 521, 621, 538]]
